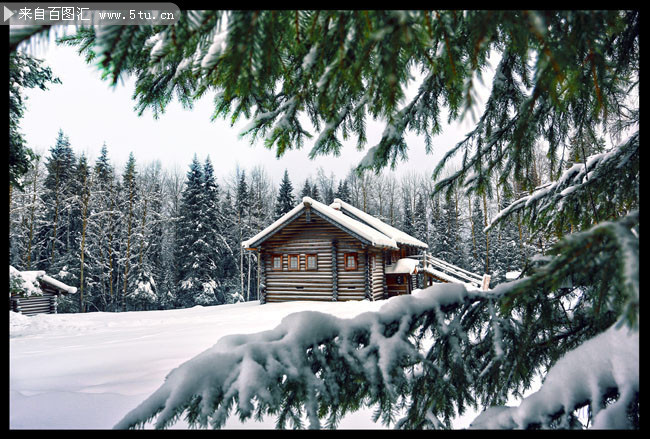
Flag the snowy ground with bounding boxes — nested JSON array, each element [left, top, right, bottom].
[[9, 298, 480, 429]]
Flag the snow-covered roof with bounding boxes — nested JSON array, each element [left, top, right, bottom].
[[9, 266, 77, 296], [385, 258, 420, 275], [331, 198, 428, 249], [242, 197, 400, 250]]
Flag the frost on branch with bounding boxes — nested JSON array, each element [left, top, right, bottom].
[[470, 322, 639, 429], [114, 284, 483, 429]]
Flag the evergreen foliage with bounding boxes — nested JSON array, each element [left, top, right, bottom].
[[176, 156, 214, 307], [11, 10, 640, 429], [9, 52, 60, 189], [335, 180, 352, 204], [413, 194, 428, 245], [275, 170, 296, 220]]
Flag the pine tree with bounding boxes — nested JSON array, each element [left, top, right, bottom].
[[92, 144, 120, 310], [73, 153, 92, 312], [310, 183, 321, 203], [436, 194, 465, 269], [235, 171, 252, 301], [335, 179, 352, 204], [129, 163, 164, 310], [401, 194, 415, 238], [120, 153, 138, 312], [40, 130, 76, 272], [9, 52, 60, 189], [176, 156, 207, 308], [57, 10, 638, 430], [220, 190, 244, 304], [299, 179, 312, 199], [490, 190, 524, 284], [275, 169, 296, 219], [201, 156, 225, 304], [413, 193, 427, 244]]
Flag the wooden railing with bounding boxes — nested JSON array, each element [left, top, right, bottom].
[[412, 252, 490, 290]]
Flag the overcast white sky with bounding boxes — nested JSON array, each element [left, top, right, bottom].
[[19, 27, 487, 188]]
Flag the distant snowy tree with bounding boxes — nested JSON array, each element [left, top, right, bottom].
[[129, 163, 165, 310], [401, 193, 415, 238], [316, 167, 336, 205], [89, 144, 120, 311], [299, 179, 312, 200], [490, 190, 524, 284], [275, 169, 296, 220], [413, 193, 428, 245], [40, 129, 76, 270], [176, 156, 215, 308], [334, 179, 352, 204], [234, 170, 253, 301], [199, 157, 226, 304], [120, 153, 139, 312], [468, 196, 488, 275]]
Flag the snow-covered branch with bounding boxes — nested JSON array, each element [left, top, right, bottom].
[[470, 322, 638, 429], [114, 284, 490, 429]]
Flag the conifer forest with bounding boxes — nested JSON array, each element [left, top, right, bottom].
[[9, 10, 638, 430], [10, 131, 531, 313]]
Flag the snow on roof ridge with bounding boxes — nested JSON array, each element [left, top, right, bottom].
[[331, 198, 428, 249], [242, 196, 399, 249], [9, 266, 78, 295]]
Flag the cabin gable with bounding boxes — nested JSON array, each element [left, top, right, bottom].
[[259, 210, 376, 303]]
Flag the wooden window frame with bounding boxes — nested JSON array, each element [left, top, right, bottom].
[[305, 254, 318, 271], [271, 254, 283, 271], [288, 254, 300, 271], [344, 253, 358, 271]]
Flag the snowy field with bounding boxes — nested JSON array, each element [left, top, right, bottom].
[[9, 298, 479, 429]]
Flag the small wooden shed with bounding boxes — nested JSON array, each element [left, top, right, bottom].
[[9, 266, 78, 316]]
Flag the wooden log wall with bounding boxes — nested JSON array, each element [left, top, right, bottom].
[[386, 274, 411, 298], [332, 240, 338, 301], [261, 211, 368, 303], [371, 251, 385, 301], [259, 252, 267, 304], [10, 291, 57, 316]]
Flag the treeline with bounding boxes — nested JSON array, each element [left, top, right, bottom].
[[10, 130, 546, 313]]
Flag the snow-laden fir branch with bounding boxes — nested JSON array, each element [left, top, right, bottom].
[[114, 284, 491, 429], [470, 321, 638, 429]]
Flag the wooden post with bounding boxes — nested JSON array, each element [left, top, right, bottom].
[[364, 247, 371, 300], [481, 274, 491, 291], [332, 240, 338, 301], [259, 251, 266, 304], [382, 250, 388, 299]]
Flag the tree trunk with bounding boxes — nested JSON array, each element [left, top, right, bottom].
[[123, 184, 135, 312], [25, 160, 40, 269], [51, 173, 60, 264], [482, 192, 490, 274], [79, 190, 90, 313]]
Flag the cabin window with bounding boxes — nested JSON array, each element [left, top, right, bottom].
[[306, 254, 318, 270], [344, 253, 358, 270], [288, 254, 300, 271], [272, 255, 283, 270], [386, 252, 392, 266], [396, 275, 404, 285]]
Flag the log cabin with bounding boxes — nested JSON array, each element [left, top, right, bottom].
[[242, 197, 484, 304], [9, 266, 78, 316]]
